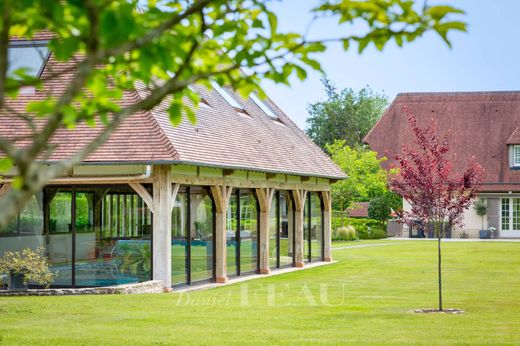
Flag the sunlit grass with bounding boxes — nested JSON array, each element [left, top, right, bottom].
[[1, 241, 519, 345]]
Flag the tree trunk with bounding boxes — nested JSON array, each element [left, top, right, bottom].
[[438, 225, 443, 311]]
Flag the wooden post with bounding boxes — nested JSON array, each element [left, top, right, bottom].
[[210, 185, 233, 283], [152, 165, 172, 290], [321, 191, 332, 262], [256, 187, 275, 274], [292, 189, 307, 267]]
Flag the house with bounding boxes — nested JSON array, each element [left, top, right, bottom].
[[346, 202, 369, 218], [364, 91, 520, 239], [0, 36, 345, 289]]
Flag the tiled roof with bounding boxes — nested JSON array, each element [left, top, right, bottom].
[[1, 42, 345, 179], [364, 91, 520, 192], [346, 202, 369, 218]]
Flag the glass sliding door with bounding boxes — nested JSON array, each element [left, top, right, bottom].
[[269, 190, 295, 270], [304, 192, 324, 262], [279, 192, 294, 267], [269, 194, 278, 268], [190, 187, 215, 283], [501, 197, 520, 237], [172, 188, 188, 285], [47, 189, 73, 286], [171, 186, 215, 286], [0, 193, 45, 286], [226, 194, 238, 276], [239, 190, 259, 274], [73, 186, 153, 287], [226, 189, 259, 276]]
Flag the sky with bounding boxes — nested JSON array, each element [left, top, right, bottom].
[[261, 0, 520, 129]]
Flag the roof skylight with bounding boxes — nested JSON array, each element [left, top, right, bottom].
[[250, 93, 277, 118], [210, 81, 243, 110], [8, 41, 50, 78]]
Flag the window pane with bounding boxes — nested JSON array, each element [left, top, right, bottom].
[[0, 193, 44, 286], [279, 192, 293, 267], [304, 195, 310, 262], [239, 190, 258, 274], [502, 198, 510, 231], [75, 186, 152, 287], [269, 195, 278, 268], [226, 192, 238, 276], [515, 146, 520, 166], [172, 189, 188, 285], [8, 45, 49, 78], [190, 187, 214, 283], [513, 198, 520, 231], [310, 193, 323, 261], [48, 190, 73, 286]]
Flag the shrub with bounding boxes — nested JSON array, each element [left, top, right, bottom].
[[334, 226, 357, 241], [0, 247, 54, 287]]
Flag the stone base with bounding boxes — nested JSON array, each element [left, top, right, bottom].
[[295, 262, 305, 268], [0, 280, 164, 296], [163, 287, 173, 293], [323, 257, 333, 262], [259, 268, 271, 274], [216, 277, 229, 283]]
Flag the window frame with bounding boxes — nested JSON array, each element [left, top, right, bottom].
[[210, 81, 244, 111], [8, 40, 51, 79], [250, 93, 278, 118], [513, 145, 520, 167]]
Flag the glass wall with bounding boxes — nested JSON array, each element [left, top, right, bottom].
[[171, 186, 215, 286], [269, 190, 294, 269], [304, 192, 323, 262], [226, 189, 259, 276], [0, 185, 153, 288]]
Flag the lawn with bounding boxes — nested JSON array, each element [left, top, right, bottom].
[[1, 240, 520, 345]]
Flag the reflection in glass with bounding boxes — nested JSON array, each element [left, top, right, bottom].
[[239, 190, 258, 274], [310, 193, 323, 261], [47, 190, 73, 286], [190, 187, 214, 283], [172, 189, 188, 285], [279, 192, 293, 267], [74, 186, 152, 286], [226, 195, 238, 276], [269, 195, 278, 268], [8, 44, 50, 78]]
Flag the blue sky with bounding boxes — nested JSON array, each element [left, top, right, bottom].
[[262, 0, 520, 129]]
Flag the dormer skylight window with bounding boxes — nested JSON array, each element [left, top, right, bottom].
[[210, 81, 244, 111], [8, 40, 50, 79], [513, 145, 520, 167], [250, 93, 278, 119]]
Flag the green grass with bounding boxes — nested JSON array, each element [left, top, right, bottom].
[[1, 241, 520, 345]]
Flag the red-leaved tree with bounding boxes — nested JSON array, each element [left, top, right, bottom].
[[389, 108, 483, 312]]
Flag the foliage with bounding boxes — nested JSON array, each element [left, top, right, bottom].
[[473, 197, 487, 230], [0, 246, 54, 287], [333, 225, 358, 241], [389, 108, 483, 311], [0, 0, 467, 225], [332, 216, 386, 239], [327, 140, 391, 210], [306, 78, 388, 150], [119, 243, 151, 281], [367, 191, 402, 224]]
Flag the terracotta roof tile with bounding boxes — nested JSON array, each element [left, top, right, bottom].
[[364, 91, 520, 192], [1, 41, 345, 179]]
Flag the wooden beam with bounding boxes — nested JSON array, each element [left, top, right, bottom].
[[171, 183, 180, 211], [321, 191, 331, 212], [301, 176, 311, 182], [129, 182, 155, 214], [210, 185, 233, 213]]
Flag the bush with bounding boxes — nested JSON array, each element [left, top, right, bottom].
[[333, 226, 357, 241], [0, 247, 54, 287], [332, 216, 388, 240]]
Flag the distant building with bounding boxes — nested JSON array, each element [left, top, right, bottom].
[[365, 91, 520, 239]]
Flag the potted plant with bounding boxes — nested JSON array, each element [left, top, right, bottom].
[[0, 247, 54, 291], [473, 198, 489, 239]]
